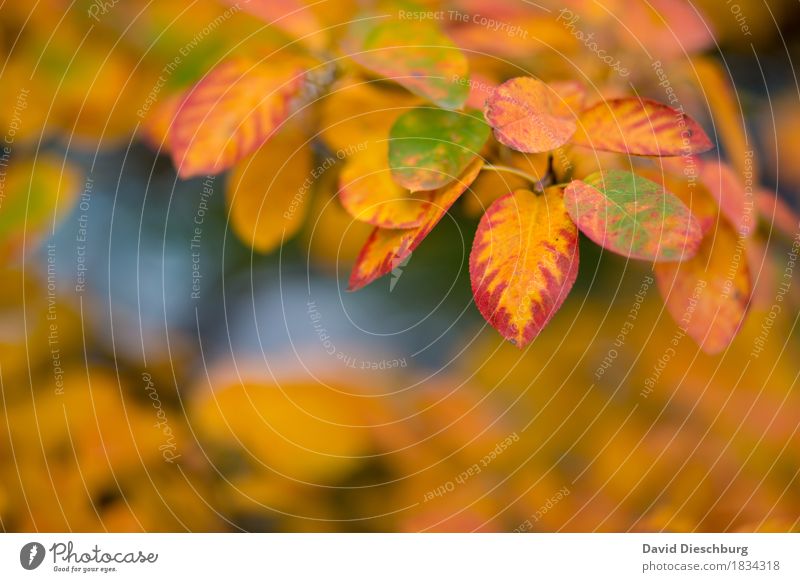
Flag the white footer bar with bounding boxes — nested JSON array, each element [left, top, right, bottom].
[[1, 533, 797, 580]]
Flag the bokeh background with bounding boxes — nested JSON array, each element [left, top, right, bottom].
[[1, 0, 799, 532]]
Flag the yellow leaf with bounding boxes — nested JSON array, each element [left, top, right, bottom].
[[226, 125, 312, 253], [339, 142, 429, 229]]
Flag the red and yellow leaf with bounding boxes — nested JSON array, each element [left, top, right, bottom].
[[346, 19, 469, 110], [170, 55, 315, 178], [484, 77, 578, 153], [226, 125, 312, 253], [655, 217, 751, 354], [470, 188, 579, 347], [339, 144, 429, 229], [564, 170, 703, 262], [572, 98, 713, 156], [348, 158, 484, 290], [700, 160, 757, 237]]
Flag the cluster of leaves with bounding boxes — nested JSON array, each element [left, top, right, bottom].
[[144, 2, 788, 354]]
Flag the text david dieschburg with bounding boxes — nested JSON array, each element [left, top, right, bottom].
[[643, 543, 748, 557]]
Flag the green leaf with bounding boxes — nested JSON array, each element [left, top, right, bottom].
[[563, 169, 703, 262], [389, 108, 489, 192]]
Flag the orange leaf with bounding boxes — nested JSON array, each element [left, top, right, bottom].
[[700, 160, 757, 237], [655, 216, 751, 355], [470, 188, 579, 347], [484, 77, 578, 153], [339, 144, 428, 229], [572, 98, 713, 156], [226, 125, 312, 253], [170, 55, 315, 178], [348, 158, 484, 290]]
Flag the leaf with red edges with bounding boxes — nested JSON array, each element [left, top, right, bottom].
[[348, 158, 484, 290], [572, 98, 713, 156], [170, 55, 316, 178], [564, 170, 703, 262], [484, 77, 578, 153], [655, 216, 751, 354], [470, 188, 579, 347]]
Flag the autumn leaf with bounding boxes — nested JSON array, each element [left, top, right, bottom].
[[170, 55, 317, 178], [572, 98, 713, 156], [700, 160, 757, 237], [339, 143, 429, 229], [226, 125, 312, 253], [470, 188, 579, 347], [564, 170, 703, 262], [389, 107, 489, 192], [345, 18, 469, 110], [484, 77, 579, 153], [348, 158, 484, 290], [655, 217, 751, 354]]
